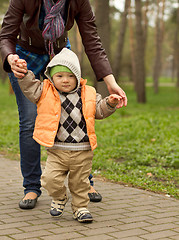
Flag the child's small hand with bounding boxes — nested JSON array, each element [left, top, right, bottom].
[[16, 59, 27, 70], [107, 94, 123, 107], [16, 59, 28, 78]]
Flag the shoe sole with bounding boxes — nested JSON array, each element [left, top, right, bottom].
[[78, 219, 93, 223], [73, 216, 93, 223], [88, 193, 102, 202], [50, 211, 64, 217], [19, 198, 38, 209], [89, 198, 102, 202]]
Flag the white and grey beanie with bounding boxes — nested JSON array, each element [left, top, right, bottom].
[[45, 48, 81, 90]]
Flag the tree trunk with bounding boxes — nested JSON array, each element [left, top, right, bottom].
[[176, 2, 179, 87], [94, 0, 110, 97], [76, 25, 84, 76], [135, 0, 146, 103], [95, 0, 110, 57], [113, 0, 131, 80], [153, 0, 165, 93], [143, 0, 149, 51], [177, 58, 179, 87], [72, 24, 85, 76], [172, 29, 177, 82], [129, 3, 137, 89]]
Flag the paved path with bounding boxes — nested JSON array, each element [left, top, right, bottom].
[[0, 155, 179, 240]]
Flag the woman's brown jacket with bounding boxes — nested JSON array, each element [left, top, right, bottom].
[[0, 0, 112, 80]]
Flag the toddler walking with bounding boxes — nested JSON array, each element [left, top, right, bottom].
[[17, 48, 122, 223]]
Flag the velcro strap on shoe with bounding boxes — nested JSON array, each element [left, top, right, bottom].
[[51, 198, 68, 211], [76, 208, 90, 218]]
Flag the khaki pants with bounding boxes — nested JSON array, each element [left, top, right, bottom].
[[41, 148, 93, 212]]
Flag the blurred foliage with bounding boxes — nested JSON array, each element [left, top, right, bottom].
[[0, 0, 179, 84]]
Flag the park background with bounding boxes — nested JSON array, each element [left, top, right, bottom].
[[0, 0, 178, 199]]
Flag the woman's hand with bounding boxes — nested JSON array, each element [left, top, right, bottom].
[[7, 54, 27, 78], [103, 74, 127, 108]]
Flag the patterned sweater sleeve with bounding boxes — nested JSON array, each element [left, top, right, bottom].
[[18, 70, 43, 104], [95, 93, 116, 119]]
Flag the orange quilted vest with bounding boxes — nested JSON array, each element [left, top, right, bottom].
[[33, 78, 97, 150]]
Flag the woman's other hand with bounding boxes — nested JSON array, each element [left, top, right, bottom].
[[103, 74, 127, 108]]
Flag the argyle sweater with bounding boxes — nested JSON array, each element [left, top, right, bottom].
[[53, 87, 91, 151]]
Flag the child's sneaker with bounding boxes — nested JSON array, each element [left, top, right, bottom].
[[73, 208, 93, 223], [50, 198, 68, 217]]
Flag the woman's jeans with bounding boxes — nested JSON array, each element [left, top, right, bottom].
[[8, 73, 94, 197], [9, 72, 42, 197]]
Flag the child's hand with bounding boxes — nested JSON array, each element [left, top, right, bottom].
[[107, 94, 123, 107], [16, 59, 27, 70], [16, 59, 27, 78]]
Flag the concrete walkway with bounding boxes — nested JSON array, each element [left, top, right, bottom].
[[0, 155, 179, 240]]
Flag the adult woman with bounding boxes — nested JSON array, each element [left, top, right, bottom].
[[0, 0, 127, 209]]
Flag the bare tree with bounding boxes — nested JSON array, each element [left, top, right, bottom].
[[135, 0, 146, 103], [153, 0, 165, 93], [73, 24, 84, 75], [172, 24, 177, 82], [143, 0, 149, 50], [176, 1, 179, 87], [94, 0, 110, 57], [94, 0, 110, 97], [113, 0, 131, 80], [129, 3, 137, 88]]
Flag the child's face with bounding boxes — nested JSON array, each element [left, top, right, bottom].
[[52, 72, 77, 92]]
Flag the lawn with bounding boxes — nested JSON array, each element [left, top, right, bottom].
[[0, 81, 179, 198]]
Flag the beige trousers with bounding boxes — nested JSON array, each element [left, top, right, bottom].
[[41, 148, 93, 212]]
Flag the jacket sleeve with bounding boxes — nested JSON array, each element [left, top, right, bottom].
[[95, 93, 116, 119], [0, 0, 24, 72], [75, 0, 113, 81], [18, 70, 43, 104]]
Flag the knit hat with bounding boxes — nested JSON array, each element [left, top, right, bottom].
[[45, 48, 81, 90], [50, 66, 73, 78]]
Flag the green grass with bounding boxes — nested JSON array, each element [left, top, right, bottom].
[[0, 82, 19, 158], [118, 76, 177, 84], [146, 76, 177, 83], [0, 82, 179, 199]]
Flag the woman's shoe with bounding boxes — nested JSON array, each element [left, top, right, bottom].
[[19, 197, 38, 209], [88, 192, 102, 202]]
